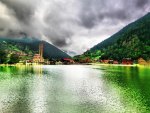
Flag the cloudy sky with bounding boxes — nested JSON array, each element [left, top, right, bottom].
[[0, 0, 150, 56]]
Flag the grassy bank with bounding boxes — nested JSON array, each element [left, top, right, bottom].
[[90, 63, 150, 67]]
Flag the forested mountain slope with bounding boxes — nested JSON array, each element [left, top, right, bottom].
[[0, 37, 70, 63], [75, 13, 150, 61]]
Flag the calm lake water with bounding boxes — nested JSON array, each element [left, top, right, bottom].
[[0, 65, 150, 113]]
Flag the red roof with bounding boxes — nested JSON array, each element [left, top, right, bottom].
[[63, 58, 72, 61], [63, 58, 75, 63]]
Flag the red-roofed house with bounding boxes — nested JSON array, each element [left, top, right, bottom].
[[62, 58, 75, 64]]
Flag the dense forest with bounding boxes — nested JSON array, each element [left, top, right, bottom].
[[74, 13, 150, 62], [0, 40, 35, 64]]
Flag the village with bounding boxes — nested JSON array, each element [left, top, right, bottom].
[[14, 42, 149, 66], [75, 57, 150, 66], [15, 42, 75, 65], [4, 42, 146, 66]]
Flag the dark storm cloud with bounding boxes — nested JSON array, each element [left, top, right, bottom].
[[0, 28, 4, 31], [42, 1, 77, 47], [44, 28, 73, 47], [0, 0, 149, 54], [136, 0, 148, 7], [0, 0, 35, 23], [80, 9, 129, 29], [0, 0, 38, 37], [52, 39, 70, 47], [79, 0, 149, 29], [78, 0, 105, 28]]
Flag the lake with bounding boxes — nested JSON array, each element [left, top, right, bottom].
[[0, 65, 150, 113]]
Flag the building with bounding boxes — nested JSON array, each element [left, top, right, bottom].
[[108, 60, 113, 64], [113, 60, 119, 64], [101, 60, 109, 64], [122, 58, 133, 65], [56, 61, 63, 65], [138, 58, 147, 65], [32, 42, 44, 63], [147, 60, 150, 65], [33, 54, 43, 63], [84, 58, 91, 63], [62, 58, 75, 64], [79, 57, 91, 63]]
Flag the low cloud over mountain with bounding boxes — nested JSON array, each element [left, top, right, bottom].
[[0, 0, 149, 55]]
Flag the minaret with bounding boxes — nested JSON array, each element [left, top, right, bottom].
[[39, 41, 44, 62]]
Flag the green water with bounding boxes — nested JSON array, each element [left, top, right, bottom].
[[0, 65, 150, 113]]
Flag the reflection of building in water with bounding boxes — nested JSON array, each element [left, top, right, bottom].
[[33, 42, 44, 63], [33, 65, 43, 76]]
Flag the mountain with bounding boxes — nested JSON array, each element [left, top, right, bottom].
[[75, 13, 150, 61], [0, 37, 71, 60]]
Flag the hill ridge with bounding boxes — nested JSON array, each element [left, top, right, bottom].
[[91, 12, 150, 51], [0, 37, 71, 61], [75, 13, 150, 62]]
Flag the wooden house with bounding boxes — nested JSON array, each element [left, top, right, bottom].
[[138, 58, 148, 65], [122, 58, 133, 65]]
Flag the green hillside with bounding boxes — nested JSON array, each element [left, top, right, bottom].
[[75, 13, 150, 62], [0, 37, 70, 64]]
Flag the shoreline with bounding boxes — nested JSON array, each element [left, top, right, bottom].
[[89, 63, 150, 67], [0, 63, 149, 68]]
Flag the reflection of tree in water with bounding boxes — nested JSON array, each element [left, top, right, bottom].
[[0, 66, 32, 113], [100, 66, 150, 112]]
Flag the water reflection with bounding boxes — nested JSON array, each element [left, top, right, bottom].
[[0, 65, 150, 113], [97, 66, 150, 112]]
